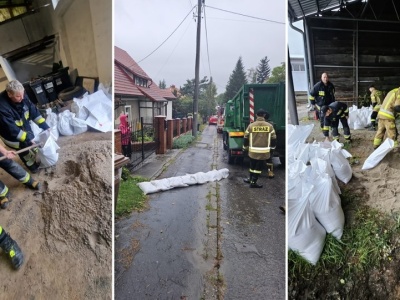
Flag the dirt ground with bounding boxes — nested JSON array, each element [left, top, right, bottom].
[[293, 100, 400, 299], [0, 130, 112, 299]]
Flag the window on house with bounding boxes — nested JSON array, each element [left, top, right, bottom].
[[124, 105, 131, 121]]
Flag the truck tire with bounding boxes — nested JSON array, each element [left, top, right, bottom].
[[228, 151, 234, 164], [223, 133, 228, 150]]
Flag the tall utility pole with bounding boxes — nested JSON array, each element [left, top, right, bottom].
[[192, 0, 202, 137]]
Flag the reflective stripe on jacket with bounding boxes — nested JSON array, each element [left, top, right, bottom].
[[0, 90, 50, 148], [377, 88, 400, 120], [244, 117, 277, 160]]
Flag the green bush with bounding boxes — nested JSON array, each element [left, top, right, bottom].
[[173, 134, 196, 149]]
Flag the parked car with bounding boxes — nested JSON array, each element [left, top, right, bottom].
[[209, 115, 218, 125]]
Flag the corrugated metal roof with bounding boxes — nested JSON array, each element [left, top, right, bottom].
[[289, 0, 343, 21]]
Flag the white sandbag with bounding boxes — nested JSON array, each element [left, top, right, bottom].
[[45, 108, 59, 141], [29, 120, 43, 137], [58, 110, 74, 136], [208, 169, 223, 181], [137, 169, 230, 194], [137, 182, 161, 195], [308, 157, 341, 195], [308, 175, 345, 239], [288, 124, 315, 147], [288, 160, 308, 199], [219, 168, 230, 179], [330, 149, 352, 184], [70, 117, 88, 135], [181, 174, 197, 186], [71, 93, 90, 120], [167, 177, 188, 188], [362, 138, 394, 170], [194, 172, 208, 184], [288, 194, 326, 265], [295, 143, 310, 164], [34, 130, 60, 168]]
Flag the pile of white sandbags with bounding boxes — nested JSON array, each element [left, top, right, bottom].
[[288, 124, 353, 265], [347, 105, 372, 130], [137, 169, 230, 195]]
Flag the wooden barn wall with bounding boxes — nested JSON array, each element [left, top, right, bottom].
[[307, 17, 400, 105]]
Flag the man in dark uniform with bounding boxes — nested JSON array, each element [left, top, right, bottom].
[[320, 101, 351, 143], [243, 109, 277, 188], [309, 72, 336, 130], [0, 80, 50, 173]]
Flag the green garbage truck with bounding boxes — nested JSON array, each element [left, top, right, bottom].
[[222, 82, 285, 164]]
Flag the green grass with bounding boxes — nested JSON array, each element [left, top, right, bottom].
[[289, 189, 398, 289], [173, 133, 196, 149], [116, 173, 149, 217]]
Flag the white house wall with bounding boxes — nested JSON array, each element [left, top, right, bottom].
[[53, 0, 111, 84]]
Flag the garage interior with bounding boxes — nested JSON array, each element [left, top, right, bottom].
[[288, 0, 400, 122]]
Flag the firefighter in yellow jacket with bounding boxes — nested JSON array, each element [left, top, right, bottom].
[[243, 109, 277, 188], [366, 85, 384, 130], [373, 87, 400, 149]]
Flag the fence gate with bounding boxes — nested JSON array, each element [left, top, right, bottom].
[[124, 117, 159, 171]]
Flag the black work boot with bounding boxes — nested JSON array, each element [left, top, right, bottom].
[[0, 195, 11, 209], [250, 176, 263, 188], [0, 231, 24, 269], [25, 177, 41, 190], [243, 173, 252, 184]]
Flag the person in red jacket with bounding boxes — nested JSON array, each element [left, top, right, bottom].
[[119, 114, 132, 158]]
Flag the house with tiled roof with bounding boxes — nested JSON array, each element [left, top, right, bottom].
[[114, 46, 176, 126]]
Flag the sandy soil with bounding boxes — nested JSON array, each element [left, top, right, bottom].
[[0, 130, 112, 299]]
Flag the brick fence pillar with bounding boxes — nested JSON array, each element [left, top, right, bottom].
[[114, 130, 122, 154], [155, 116, 167, 154], [167, 119, 174, 150], [175, 118, 181, 136], [188, 117, 192, 130], [182, 118, 188, 133]]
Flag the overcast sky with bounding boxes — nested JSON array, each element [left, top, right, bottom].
[[114, 0, 285, 94]]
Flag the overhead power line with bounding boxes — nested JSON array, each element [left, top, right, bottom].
[[205, 5, 285, 25], [138, 5, 197, 63]]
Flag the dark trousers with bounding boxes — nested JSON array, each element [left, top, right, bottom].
[[0, 154, 29, 196]]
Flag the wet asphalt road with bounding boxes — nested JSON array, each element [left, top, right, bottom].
[[115, 125, 286, 299]]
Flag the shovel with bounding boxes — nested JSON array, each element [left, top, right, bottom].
[[0, 143, 43, 162]]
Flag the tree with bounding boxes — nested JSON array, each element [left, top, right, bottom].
[[247, 68, 257, 84], [172, 95, 192, 118], [224, 57, 247, 102], [198, 77, 218, 118], [180, 76, 209, 97], [267, 62, 285, 83], [159, 79, 166, 89], [256, 56, 271, 83]]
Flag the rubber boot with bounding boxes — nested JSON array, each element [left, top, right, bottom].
[[0, 228, 23, 269], [0, 196, 11, 209], [25, 177, 41, 190], [250, 175, 263, 188], [267, 163, 274, 179], [243, 173, 252, 184]]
